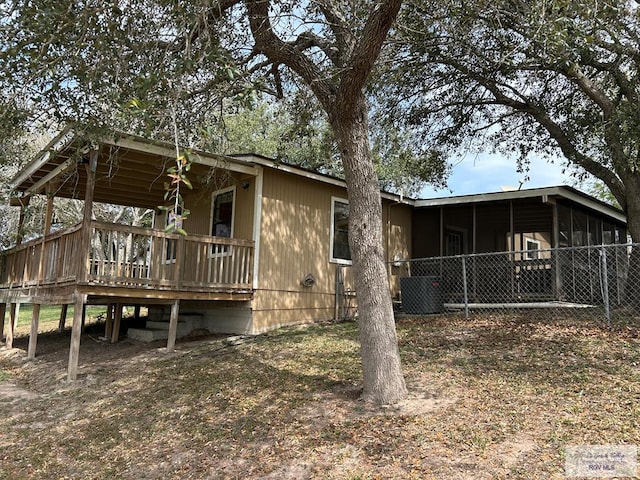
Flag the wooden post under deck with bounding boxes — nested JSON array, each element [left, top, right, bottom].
[[67, 295, 85, 381], [6, 303, 17, 349], [111, 304, 122, 343], [12, 303, 20, 331], [104, 303, 114, 339], [0, 303, 6, 343], [58, 304, 68, 333], [166, 300, 180, 352], [27, 304, 41, 359], [67, 154, 98, 381]]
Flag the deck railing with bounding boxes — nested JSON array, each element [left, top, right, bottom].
[[0, 221, 254, 292]]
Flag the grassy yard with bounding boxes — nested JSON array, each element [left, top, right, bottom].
[[0, 313, 639, 479], [6, 304, 107, 336]]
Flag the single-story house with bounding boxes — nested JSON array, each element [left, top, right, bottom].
[[0, 127, 412, 378], [0, 127, 628, 377]]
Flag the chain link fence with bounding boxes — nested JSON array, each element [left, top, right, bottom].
[[338, 243, 640, 324]]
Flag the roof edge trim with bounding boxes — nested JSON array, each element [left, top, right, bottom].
[[9, 126, 77, 192]]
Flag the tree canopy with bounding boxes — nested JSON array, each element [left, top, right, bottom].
[[384, 0, 639, 236], [0, 0, 418, 404]]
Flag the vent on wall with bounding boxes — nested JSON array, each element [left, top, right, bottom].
[[301, 273, 316, 287]]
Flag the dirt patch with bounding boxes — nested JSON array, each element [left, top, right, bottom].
[[0, 382, 39, 402], [1, 314, 639, 479], [295, 383, 458, 431], [489, 433, 538, 472]]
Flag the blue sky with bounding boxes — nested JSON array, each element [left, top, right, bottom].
[[420, 152, 578, 199]]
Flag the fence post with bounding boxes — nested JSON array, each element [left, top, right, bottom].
[[600, 246, 611, 326], [461, 256, 469, 320], [334, 265, 342, 321]]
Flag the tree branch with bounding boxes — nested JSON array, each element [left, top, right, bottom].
[[471, 73, 626, 203], [336, 0, 402, 115], [178, 0, 241, 53], [246, 0, 336, 109], [561, 63, 614, 117], [315, 0, 356, 65], [294, 30, 342, 65]]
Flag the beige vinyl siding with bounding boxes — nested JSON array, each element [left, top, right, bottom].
[[251, 168, 412, 332], [252, 169, 337, 331], [384, 203, 412, 298], [151, 164, 412, 334], [156, 172, 255, 241]]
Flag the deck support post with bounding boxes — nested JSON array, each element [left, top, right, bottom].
[[36, 190, 56, 286], [0, 303, 6, 344], [166, 300, 180, 352], [6, 303, 17, 349], [27, 304, 41, 359], [78, 150, 98, 284], [104, 304, 114, 339], [11, 303, 20, 330], [81, 304, 87, 332], [111, 304, 122, 343], [58, 304, 68, 333], [43, 190, 55, 236], [67, 294, 85, 381]]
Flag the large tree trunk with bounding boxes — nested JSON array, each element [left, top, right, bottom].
[[621, 174, 640, 309], [331, 95, 407, 405]]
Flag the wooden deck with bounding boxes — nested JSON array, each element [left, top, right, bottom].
[[0, 220, 254, 303]]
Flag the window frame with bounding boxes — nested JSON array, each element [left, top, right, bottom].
[[330, 196, 352, 265], [209, 185, 236, 257], [163, 206, 182, 264], [524, 237, 541, 260], [444, 228, 465, 256]]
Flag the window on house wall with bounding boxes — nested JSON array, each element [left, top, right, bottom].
[[445, 230, 463, 256], [525, 237, 541, 260], [331, 198, 351, 263], [602, 221, 615, 245], [572, 209, 588, 246], [557, 203, 572, 247], [211, 187, 235, 238], [589, 216, 602, 245], [210, 186, 235, 256]]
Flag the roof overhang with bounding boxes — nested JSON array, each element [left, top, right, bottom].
[[414, 186, 626, 224], [9, 129, 260, 209], [233, 153, 415, 205], [10, 128, 623, 223], [9, 126, 77, 192]]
